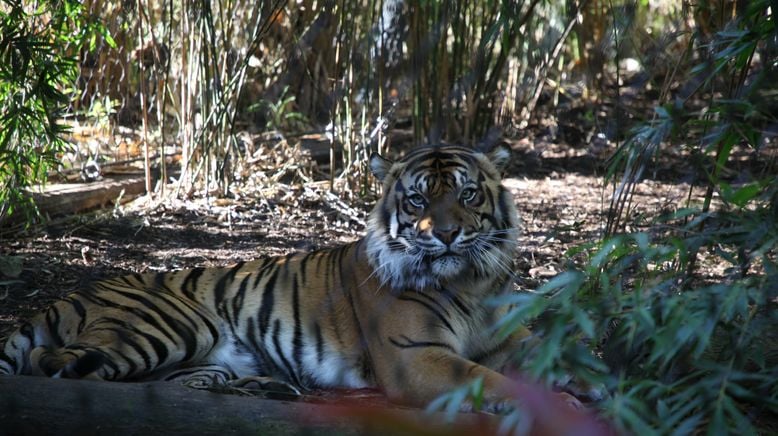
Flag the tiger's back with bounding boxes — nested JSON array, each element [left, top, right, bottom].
[[2, 243, 375, 389]]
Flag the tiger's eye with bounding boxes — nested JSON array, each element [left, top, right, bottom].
[[460, 188, 477, 203], [407, 193, 426, 208]]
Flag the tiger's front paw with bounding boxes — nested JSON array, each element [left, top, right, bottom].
[[555, 391, 585, 410], [555, 373, 607, 403], [459, 398, 514, 414]]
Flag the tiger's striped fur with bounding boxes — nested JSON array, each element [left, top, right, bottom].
[[1, 144, 529, 411]]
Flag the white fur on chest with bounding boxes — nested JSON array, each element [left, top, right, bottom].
[[302, 347, 371, 389], [207, 331, 258, 378]]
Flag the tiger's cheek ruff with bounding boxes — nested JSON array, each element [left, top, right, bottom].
[[465, 185, 520, 278], [365, 181, 442, 290], [366, 205, 438, 290]]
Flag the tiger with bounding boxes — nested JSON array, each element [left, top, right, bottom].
[[0, 144, 573, 412]]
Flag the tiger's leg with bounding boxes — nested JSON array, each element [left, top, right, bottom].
[[29, 329, 172, 381], [161, 364, 301, 397], [30, 330, 224, 381], [27, 317, 152, 379], [474, 326, 533, 373], [476, 327, 600, 406], [160, 364, 236, 388], [26, 279, 227, 380], [29, 344, 112, 379]]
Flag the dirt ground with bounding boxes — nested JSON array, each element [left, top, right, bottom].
[[0, 132, 699, 341]]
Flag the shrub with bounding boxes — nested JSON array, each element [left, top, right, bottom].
[[0, 0, 111, 222], [433, 1, 777, 433]]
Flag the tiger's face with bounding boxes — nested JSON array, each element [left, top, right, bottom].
[[366, 145, 519, 290]]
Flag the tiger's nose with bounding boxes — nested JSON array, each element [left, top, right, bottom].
[[433, 226, 460, 245]]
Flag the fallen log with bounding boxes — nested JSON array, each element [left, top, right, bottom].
[[0, 376, 495, 435], [0, 173, 155, 231], [30, 174, 148, 218], [0, 177, 144, 232]]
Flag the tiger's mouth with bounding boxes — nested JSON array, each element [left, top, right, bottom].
[[419, 250, 467, 278], [422, 250, 460, 261]]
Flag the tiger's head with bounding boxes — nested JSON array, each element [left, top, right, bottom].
[[366, 144, 519, 291]]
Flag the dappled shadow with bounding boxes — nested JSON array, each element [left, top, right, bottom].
[[0, 194, 367, 338], [506, 120, 777, 186]]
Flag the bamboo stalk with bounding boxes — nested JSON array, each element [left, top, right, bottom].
[[137, 0, 152, 196], [521, 0, 585, 125]]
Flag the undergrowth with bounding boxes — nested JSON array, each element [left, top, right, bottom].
[[431, 1, 777, 434], [0, 0, 112, 222]]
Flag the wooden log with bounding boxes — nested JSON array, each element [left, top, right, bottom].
[[0, 377, 496, 435], [295, 128, 415, 165], [0, 175, 151, 230], [29, 175, 148, 219]]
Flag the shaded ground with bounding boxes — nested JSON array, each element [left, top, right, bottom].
[[0, 184, 369, 336], [0, 135, 698, 341]]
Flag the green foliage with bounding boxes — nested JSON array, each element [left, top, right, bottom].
[[506, 223, 776, 433], [249, 86, 307, 133], [487, 1, 778, 434], [607, 0, 776, 229], [426, 376, 485, 421], [490, 177, 777, 432], [0, 1, 110, 222]]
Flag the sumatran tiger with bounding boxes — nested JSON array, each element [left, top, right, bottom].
[[0, 144, 577, 412]]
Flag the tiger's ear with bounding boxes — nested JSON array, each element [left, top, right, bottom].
[[476, 128, 511, 172], [486, 144, 512, 173], [369, 152, 394, 183]]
